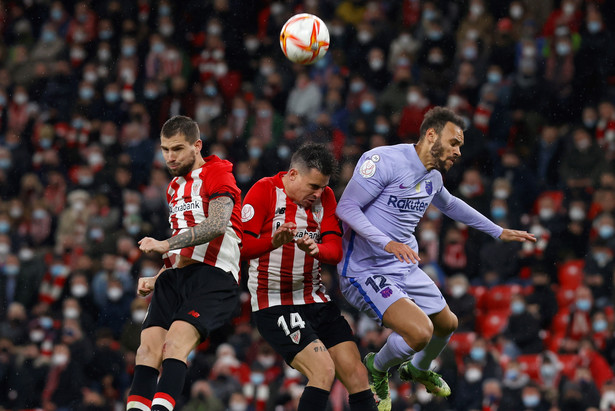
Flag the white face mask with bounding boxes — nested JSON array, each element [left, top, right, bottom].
[[63, 307, 79, 319], [107, 287, 123, 302], [132, 309, 147, 323], [450, 284, 467, 298], [465, 367, 483, 383], [71, 284, 88, 298], [52, 353, 69, 366]]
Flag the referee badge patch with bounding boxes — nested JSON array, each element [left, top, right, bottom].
[[290, 330, 301, 344]]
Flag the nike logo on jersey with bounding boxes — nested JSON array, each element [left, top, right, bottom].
[[399, 184, 409, 189]]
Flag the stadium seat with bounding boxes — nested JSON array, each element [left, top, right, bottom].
[[516, 354, 541, 381], [557, 259, 585, 290], [483, 284, 522, 311], [470, 285, 487, 310], [477, 311, 509, 339], [555, 287, 576, 309], [558, 354, 580, 379], [550, 308, 571, 336], [449, 332, 477, 357], [532, 190, 564, 214]]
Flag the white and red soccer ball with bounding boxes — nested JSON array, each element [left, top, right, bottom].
[[279, 13, 330, 65]]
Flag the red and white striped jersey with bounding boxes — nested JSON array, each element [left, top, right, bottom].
[[241, 172, 342, 311], [163, 155, 243, 281]]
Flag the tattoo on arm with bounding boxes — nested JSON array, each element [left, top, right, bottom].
[[167, 196, 234, 251]]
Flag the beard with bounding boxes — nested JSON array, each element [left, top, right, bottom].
[[168, 152, 196, 176], [430, 138, 450, 173]]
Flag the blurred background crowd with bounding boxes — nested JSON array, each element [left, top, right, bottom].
[[0, 0, 614, 410]]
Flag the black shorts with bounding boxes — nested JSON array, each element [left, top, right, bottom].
[[253, 302, 354, 365], [143, 263, 239, 341]]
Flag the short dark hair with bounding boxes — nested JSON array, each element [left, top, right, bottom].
[[161, 115, 200, 144], [290, 143, 337, 177], [419, 106, 466, 139]]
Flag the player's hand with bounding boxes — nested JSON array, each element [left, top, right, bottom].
[[499, 229, 536, 243], [137, 276, 157, 297], [138, 237, 170, 254], [384, 241, 420, 264], [272, 222, 297, 248], [296, 236, 319, 257]]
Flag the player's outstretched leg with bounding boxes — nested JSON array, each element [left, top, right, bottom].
[[363, 352, 391, 411], [398, 360, 451, 397]]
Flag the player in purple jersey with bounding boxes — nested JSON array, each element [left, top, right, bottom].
[[336, 107, 536, 410]]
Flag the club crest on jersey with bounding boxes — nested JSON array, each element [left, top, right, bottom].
[[241, 204, 255, 222], [312, 206, 323, 223], [359, 159, 376, 178], [415, 180, 433, 195], [191, 182, 201, 195], [290, 330, 301, 344]]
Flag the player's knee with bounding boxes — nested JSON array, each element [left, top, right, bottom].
[[162, 336, 192, 360], [414, 321, 434, 351], [309, 357, 336, 388], [136, 340, 162, 364]]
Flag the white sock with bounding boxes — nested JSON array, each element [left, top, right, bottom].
[[411, 333, 452, 370], [374, 332, 416, 372]]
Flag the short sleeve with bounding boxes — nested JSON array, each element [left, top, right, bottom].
[[241, 179, 273, 238]]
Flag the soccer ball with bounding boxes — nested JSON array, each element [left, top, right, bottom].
[[279, 13, 330, 65]]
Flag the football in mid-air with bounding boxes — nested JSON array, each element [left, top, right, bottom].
[[279, 13, 330, 65]]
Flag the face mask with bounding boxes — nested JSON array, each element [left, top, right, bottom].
[[599, 225, 614, 239], [42, 30, 56, 43], [52, 353, 69, 366], [14, 93, 28, 105], [563, 3, 575, 16], [105, 91, 119, 103], [587, 21, 602, 34], [30, 329, 44, 342], [132, 309, 147, 323], [369, 59, 384, 71], [505, 369, 519, 380], [250, 372, 265, 385], [144, 89, 158, 100], [39, 316, 53, 330], [511, 301, 525, 314], [523, 394, 540, 408], [538, 208, 555, 220], [470, 347, 486, 362], [229, 403, 247, 411], [493, 189, 509, 199], [245, 38, 259, 53], [141, 267, 157, 277], [107, 287, 123, 302], [63, 307, 79, 319], [0, 243, 9, 255], [350, 81, 364, 93], [98, 49, 111, 61], [160, 24, 174, 37], [420, 229, 437, 243], [259, 65, 275, 77], [465, 367, 482, 383], [51, 8, 63, 21], [510, 5, 523, 19], [470, 5, 483, 16], [450, 284, 466, 298], [89, 228, 104, 241], [277, 145, 291, 160], [357, 31, 372, 44], [122, 45, 136, 57], [427, 30, 443, 41], [374, 124, 389, 135], [79, 87, 94, 100], [0, 95, 6, 106], [423, 10, 436, 21], [360, 100, 375, 114], [593, 319, 608, 332], [491, 206, 507, 220], [78, 175, 94, 186], [257, 355, 275, 369], [50, 264, 66, 277], [462, 47, 478, 60], [459, 184, 479, 197], [232, 108, 247, 118], [0, 221, 10, 233], [257, 109, 271, 119], [487, 72, 502, 83], [248, 147, 262, 159], [19, 248, 33, 261], [569, 207, 585, 221], [576, 299, 591, 311], [556, 42, 571, 56], [4, 265, 18, 276], [407, 92, 420, 104], [284, 366, 302, 379], [71, 284, 88, 298], [416, 388, 432, 403]]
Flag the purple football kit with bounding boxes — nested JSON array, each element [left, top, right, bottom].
[[337, 144, 503, 323]]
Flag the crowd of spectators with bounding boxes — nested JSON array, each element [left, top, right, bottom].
[[0, 0, 614, 410]]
